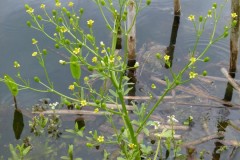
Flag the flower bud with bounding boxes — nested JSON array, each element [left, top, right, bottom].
[[34, 76, 40, 83], [202, 70, 207, 76], [223, 31, 228, 38], [62, 7, 67, 13], [203, 57, 210, 62], [26, 21, 32, 27], [79, 8, 84, 15], [199, 16, 203, 22], [87, 66, 94, 71], [37, 15, 42, 20], [42, 49, 47, 55], [52, 10, 57, 16], [58, 17, 63, 23], [100, 0, 105, 6], [232, 20, 237, 27], [212, 3, 217, 9], [55, 43, 60, 49], [146, 0, 151, 5], [65, 39, 70, 45]]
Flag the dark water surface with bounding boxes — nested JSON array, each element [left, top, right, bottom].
[[0, 0, 240, 159]]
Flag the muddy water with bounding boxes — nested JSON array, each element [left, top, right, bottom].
[[0, 0, 240, 159]]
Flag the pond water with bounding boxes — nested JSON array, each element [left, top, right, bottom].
[[0, 0, 240, 159]]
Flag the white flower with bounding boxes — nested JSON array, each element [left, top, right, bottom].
[[59, 60, 66, 65], [167, 115, 179, 123], [49, 102, 59, 110]]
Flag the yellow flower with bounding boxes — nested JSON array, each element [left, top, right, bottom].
[[97, 136, 104, 143], [231, 13, 237, 18], [68, 2, 74, 7], [26, 8, 34, 14], [109, 56, 115, 63], [68, 84, 74, 91], [87, 19, 94, 28], [190, 57, 196, 64], [151, 83, 156, 89], [80, 100, 87, 106], [14, 61, 20, 68], [60, 26, 68, 33], [117, 56, 122, 61], [189, 71, 198, 79], [73, 48, 80, 54], [164, 55, 170, 61], [32, 52, 38, 56], [188, 15, 195, 21], [128, 143, 136, 149], [94, 108, 99, 113], [101, 49, 106, 54], [40, 4, 45, 9], [32, 38, 38, 44], [92, 56, 98, 63], [55, 2, 61, 7]]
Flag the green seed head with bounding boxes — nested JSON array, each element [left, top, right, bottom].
[[34, 76, 40, 83]]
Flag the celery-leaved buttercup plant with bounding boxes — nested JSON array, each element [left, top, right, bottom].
[[0, 0, 237, 159]]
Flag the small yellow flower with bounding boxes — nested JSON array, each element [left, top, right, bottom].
[[231, 13, 237, 18], [188, 14, 195, 21], [73, 48, 80, 54], [32, 38, 38, 44], [14, 61, 20, 68], [32, 52, 38, 56], [68, 2, 74, 7], [60, 26, 68, 33], [92, 56, 98, 63], [164, 55, 170, 61], [189, 71, 198, 79], [55, 2, 61, 7], [97, 136, 104, 143], [117, 56, 122, 61], [68, 84, 75, 91], [128, 143, 136, 149], [26, 8, 34, 14], [40, 4, 45, 9], [94, 108, 99, 113], [84, 76, 89, 82], [190, 57, 196, 64], [151, 83, 156, 89], [109, 56, 115, 63], [80, 100, 87, 106], [87, 19, 94, 28], [101, 49, 106, 54]]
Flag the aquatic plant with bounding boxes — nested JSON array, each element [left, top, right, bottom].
[[0, 0, 237, 159]]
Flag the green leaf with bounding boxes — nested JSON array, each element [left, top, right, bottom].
[[4, 74, 18, 96], [22, 146, 31, 156], [109, 89, 118, 98], [70, 55, 81, 80], [123, 87, 133, 95]]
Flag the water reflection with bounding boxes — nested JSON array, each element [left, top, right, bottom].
[[165, 16, 180, 68], [13, 109, 24, 140]]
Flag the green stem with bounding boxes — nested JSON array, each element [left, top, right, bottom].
[[153, 138, 161, 160]]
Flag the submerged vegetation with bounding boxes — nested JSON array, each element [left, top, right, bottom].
[[0, 0, 239, 159]]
